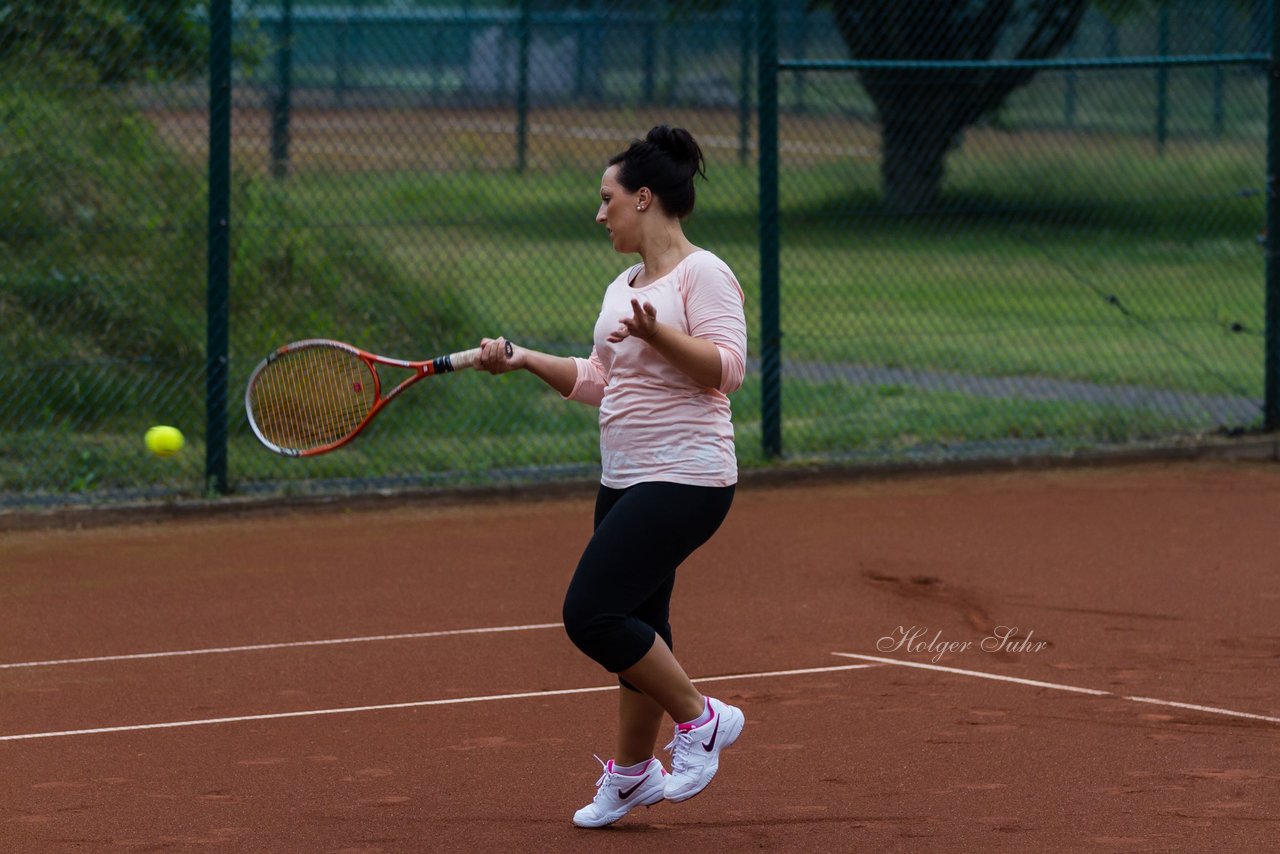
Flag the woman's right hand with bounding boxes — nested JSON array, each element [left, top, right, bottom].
[[476, 337, 523, 374]]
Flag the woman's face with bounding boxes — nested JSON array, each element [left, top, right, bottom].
[[596, 165, 642, 254]]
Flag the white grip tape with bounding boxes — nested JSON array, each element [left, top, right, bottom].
[[447, 348, 482, 371]]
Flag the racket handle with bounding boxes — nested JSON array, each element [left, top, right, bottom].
[[439, 340, 512, 372], [440, 347, 482, 372]]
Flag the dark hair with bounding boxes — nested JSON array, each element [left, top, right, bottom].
[[608, 125, 706, 219]]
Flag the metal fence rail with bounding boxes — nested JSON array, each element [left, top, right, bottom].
[[0, 0, 1274, 508], [756, 44, 1274, 459]]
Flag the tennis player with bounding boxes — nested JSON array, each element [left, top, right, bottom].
[[476, 125, 747, 828]]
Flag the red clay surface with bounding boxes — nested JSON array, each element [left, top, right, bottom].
[[2, 461, 1278, 852]]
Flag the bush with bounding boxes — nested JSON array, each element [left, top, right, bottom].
[[0, 54, 476, 435]]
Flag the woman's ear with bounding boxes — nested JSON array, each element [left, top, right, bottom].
[[635, 187, 652, 212]]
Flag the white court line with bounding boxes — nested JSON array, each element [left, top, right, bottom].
[[0, 663, 878, 743], [696, 663, 879, 684], [832, 653, 1110, 696], [834, 653, 1280, 725], [1126, 696, 1280, 725], [0, 623, 565, 670]]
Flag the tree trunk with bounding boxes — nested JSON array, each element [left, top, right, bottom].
[[829, 0, 1090, 215], [876, 83, 964, 215]]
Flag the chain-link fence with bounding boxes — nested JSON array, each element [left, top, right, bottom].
[[1, 0, 1274, 508], [759, 0, 1272, 465]]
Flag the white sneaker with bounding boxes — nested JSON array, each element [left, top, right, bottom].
[[572, 755, 667, 828], [663, 696, 745, 803]]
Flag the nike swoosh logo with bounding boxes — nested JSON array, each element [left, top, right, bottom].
[[617, 779, 645, 799], [702, 714, 721, 751]]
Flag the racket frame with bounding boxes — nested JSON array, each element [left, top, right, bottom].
[[245, 338, 481, 457]]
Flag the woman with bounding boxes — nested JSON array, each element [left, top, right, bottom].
[[476, 125, 747, 828]]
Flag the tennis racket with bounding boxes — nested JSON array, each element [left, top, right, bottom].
[[245, 338, 510, 457]]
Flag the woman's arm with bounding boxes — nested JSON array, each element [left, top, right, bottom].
[[609, 299, 729, 390], [476, 337, 592, 401]]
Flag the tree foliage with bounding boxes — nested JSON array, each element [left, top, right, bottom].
[[0, 0, 206, 85], [816, 0, 1256, 213], [829, 1, 1089, 213]]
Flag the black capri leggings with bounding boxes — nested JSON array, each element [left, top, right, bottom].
[[562, 481, 735, 690]]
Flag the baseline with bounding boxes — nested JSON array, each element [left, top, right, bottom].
[[0, 622, 564, 670], [0, 662, 880, 742], [834, 652, 1280, 725]]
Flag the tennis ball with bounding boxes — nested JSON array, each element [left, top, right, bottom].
[[145, 425, 185, 457]]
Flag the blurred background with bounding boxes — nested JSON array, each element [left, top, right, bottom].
[[0, 0, 1272, 507]]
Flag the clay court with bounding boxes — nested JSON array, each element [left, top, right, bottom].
[[2, 460, 1278, 851]]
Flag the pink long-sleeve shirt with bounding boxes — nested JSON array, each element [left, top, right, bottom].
[[565, 250, 747, 489]]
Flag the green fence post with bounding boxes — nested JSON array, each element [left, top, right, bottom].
[[1213, 2, 1227, 137], [335, 12, 349, 106], [206, 0, 232, 495], [463, 0, 473, 78], [516, 0, 531, 173], [663, 17, 680, 104], [1266, 0, 1280, 430], [738, 0, 753, 166], [1156, 4, 1170, 153], [757, 0, 781, 458], [1064, 38, 1078, 129], [270, 0, 293, 179], [642, 0, 657, 103]]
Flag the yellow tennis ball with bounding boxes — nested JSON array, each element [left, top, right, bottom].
[[145, 425, 185, 457]]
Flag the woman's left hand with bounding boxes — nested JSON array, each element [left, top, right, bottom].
[[609, 298, 659, 343]]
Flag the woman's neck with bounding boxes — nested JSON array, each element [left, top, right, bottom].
[[637, 226, 696, 283]]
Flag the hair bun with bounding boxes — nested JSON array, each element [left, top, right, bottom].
[[646, 125, 693, 159], [645, 125, 705, 182]]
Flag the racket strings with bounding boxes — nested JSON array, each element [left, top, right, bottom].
[[250, 347, 377, 452]]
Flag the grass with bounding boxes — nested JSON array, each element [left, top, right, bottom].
[[2, 376, 1198, 498], [0, 61, 1268, 502], [269, 137, 1263, 396]]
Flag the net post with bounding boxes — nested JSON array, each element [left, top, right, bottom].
[[206, 0, 233, 495], [758, 0, 781, 459]]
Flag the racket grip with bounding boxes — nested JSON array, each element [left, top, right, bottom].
[[441, 340, 512, 372], [441, 348, 482, 372]]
